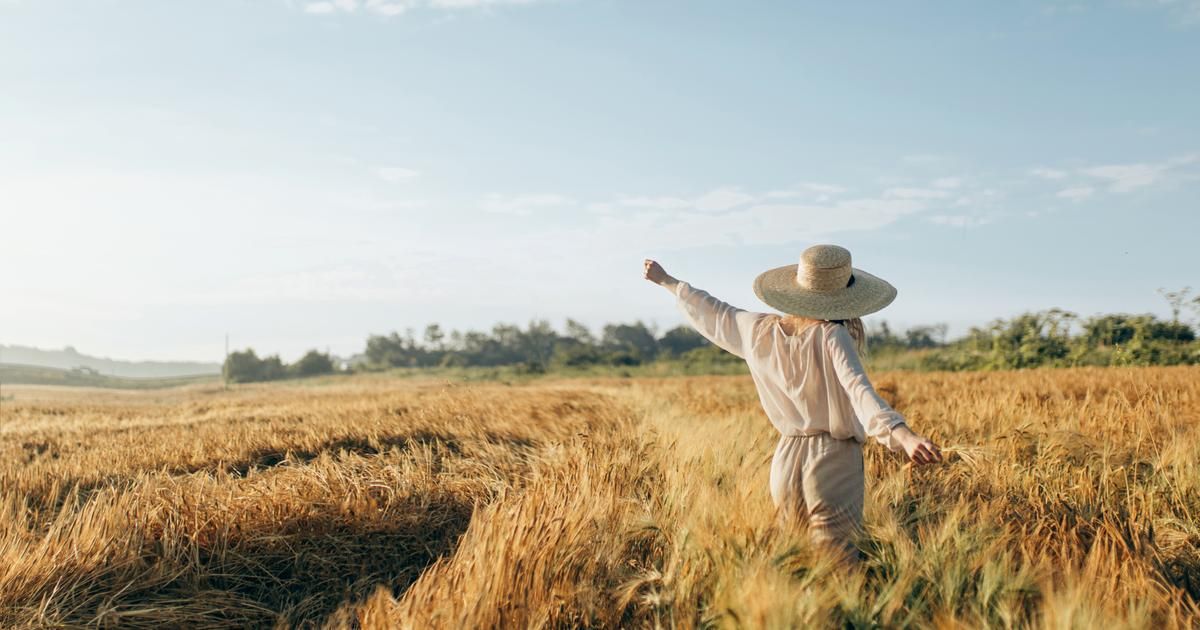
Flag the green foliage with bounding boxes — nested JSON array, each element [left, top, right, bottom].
[[657, 325, 709, 358], [915, 310, 1199, 371], [563, 318, 595, 345], [601, 321, 659, 362], [867, 321, 949, 353], [679, 344, 743, 367], [289, 350, 336, 377], [978, 309, 1076, 370], [551, 342, 604, 368], [438, 353, 469, 368], [602, 350, 642, 367], [224, 348, 335, 383], [363, 318, 673, 372], [518, 319, 558, 370], [224, 349, 270, 383], [1082, 314, 1195, 346], [365, 332, 421, 368], [867, 320, 905, 352]]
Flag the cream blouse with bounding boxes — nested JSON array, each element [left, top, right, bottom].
[[674, 280, 909, 453]]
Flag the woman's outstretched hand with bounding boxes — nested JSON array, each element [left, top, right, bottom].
[[643, 259, 676, 287], [892, 424, 943, 466]]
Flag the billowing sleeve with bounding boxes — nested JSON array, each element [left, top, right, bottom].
[[674, 281, 766, 360], [825, 324, 908, 453]]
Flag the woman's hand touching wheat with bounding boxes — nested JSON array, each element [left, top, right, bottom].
[[892, 424, 944, 466]]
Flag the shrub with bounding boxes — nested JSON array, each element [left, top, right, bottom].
[[289, 350, 335, 378], [224, 349, 286, 383]]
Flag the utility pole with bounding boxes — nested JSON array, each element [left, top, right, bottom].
[[224, 333, 229, 390]]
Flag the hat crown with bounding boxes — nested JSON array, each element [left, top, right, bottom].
[[797, 244, 852, 292], [801, 244, 851, 269]]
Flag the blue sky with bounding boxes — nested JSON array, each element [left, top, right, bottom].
[[1, 0, 1198, 361]]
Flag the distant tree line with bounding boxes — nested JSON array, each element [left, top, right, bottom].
[[221, 319, 729, 383], [223, 287, 1200, 381], [867, 322, 951, 351], [361, 319, 723, 373], [224, 348, 337, 383]]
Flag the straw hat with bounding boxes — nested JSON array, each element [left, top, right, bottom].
[[752, 244, 897, 320]]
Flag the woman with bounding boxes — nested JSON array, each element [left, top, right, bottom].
[[643, 244, 942, 563]]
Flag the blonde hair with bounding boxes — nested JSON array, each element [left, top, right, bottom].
[[780, 314, 868, 357]]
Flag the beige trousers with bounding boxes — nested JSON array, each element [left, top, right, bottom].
[[769, 432, 865, 556]]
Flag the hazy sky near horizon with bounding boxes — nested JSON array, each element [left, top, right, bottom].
[[2, 0, 1199, 362]]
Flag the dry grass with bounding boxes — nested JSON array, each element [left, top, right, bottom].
[[1, 368, 1198, 628]]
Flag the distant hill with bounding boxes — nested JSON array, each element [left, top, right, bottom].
[[0, 363, 219, 389], [0, 344, 220, 378]]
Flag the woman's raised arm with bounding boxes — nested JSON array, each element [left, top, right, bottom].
[[644, 259, 764, 360]]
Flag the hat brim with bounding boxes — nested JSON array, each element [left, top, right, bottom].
[[753, 264, 897, 320]]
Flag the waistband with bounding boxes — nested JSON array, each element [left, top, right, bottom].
[[780, 430, 832, 439], [779, 431, 861, 444]]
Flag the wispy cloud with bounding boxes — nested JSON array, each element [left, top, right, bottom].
[[303, 2, 338, 14], [463, 152, 1198, 271], [605, 186, 758, 213], [1121, 0, 1200, 25], [585, 183, 848, 216], [926, 214, 994, 228], [882, 187, 952, 200], [486, 168, 1021, 251], [932, 177, 962, 189], [798, 182, 847, 195], [481, 193, 574, 215], [586, 196, 930, 251], [1041, 0, 1200, 25], [763, 183, 846, 202], [694, 187, 756, 212], [1080, 164, 1164, 192], [301, 0, 548, 16], [1055, 186, 1095, 200], [564, 182, 997, 252], [375, 166, 420, 181], [1079, 154, 1197, 192], [615, 195, 691, 210], [900, 153, 954, 167], [304, 0, 365, 14], [1030, 167, 1069, 180], [1030, 154, 1198, 196], [1040, 1, 1087, 16], [430, 0, 544, 7]]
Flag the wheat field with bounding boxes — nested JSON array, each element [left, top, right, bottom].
[[0, 367, 1197, 628]]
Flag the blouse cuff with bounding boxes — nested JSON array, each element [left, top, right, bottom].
[[872, 413, 909, 453]]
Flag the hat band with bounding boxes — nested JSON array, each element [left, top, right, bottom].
[[796, 262, 853, 292]]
